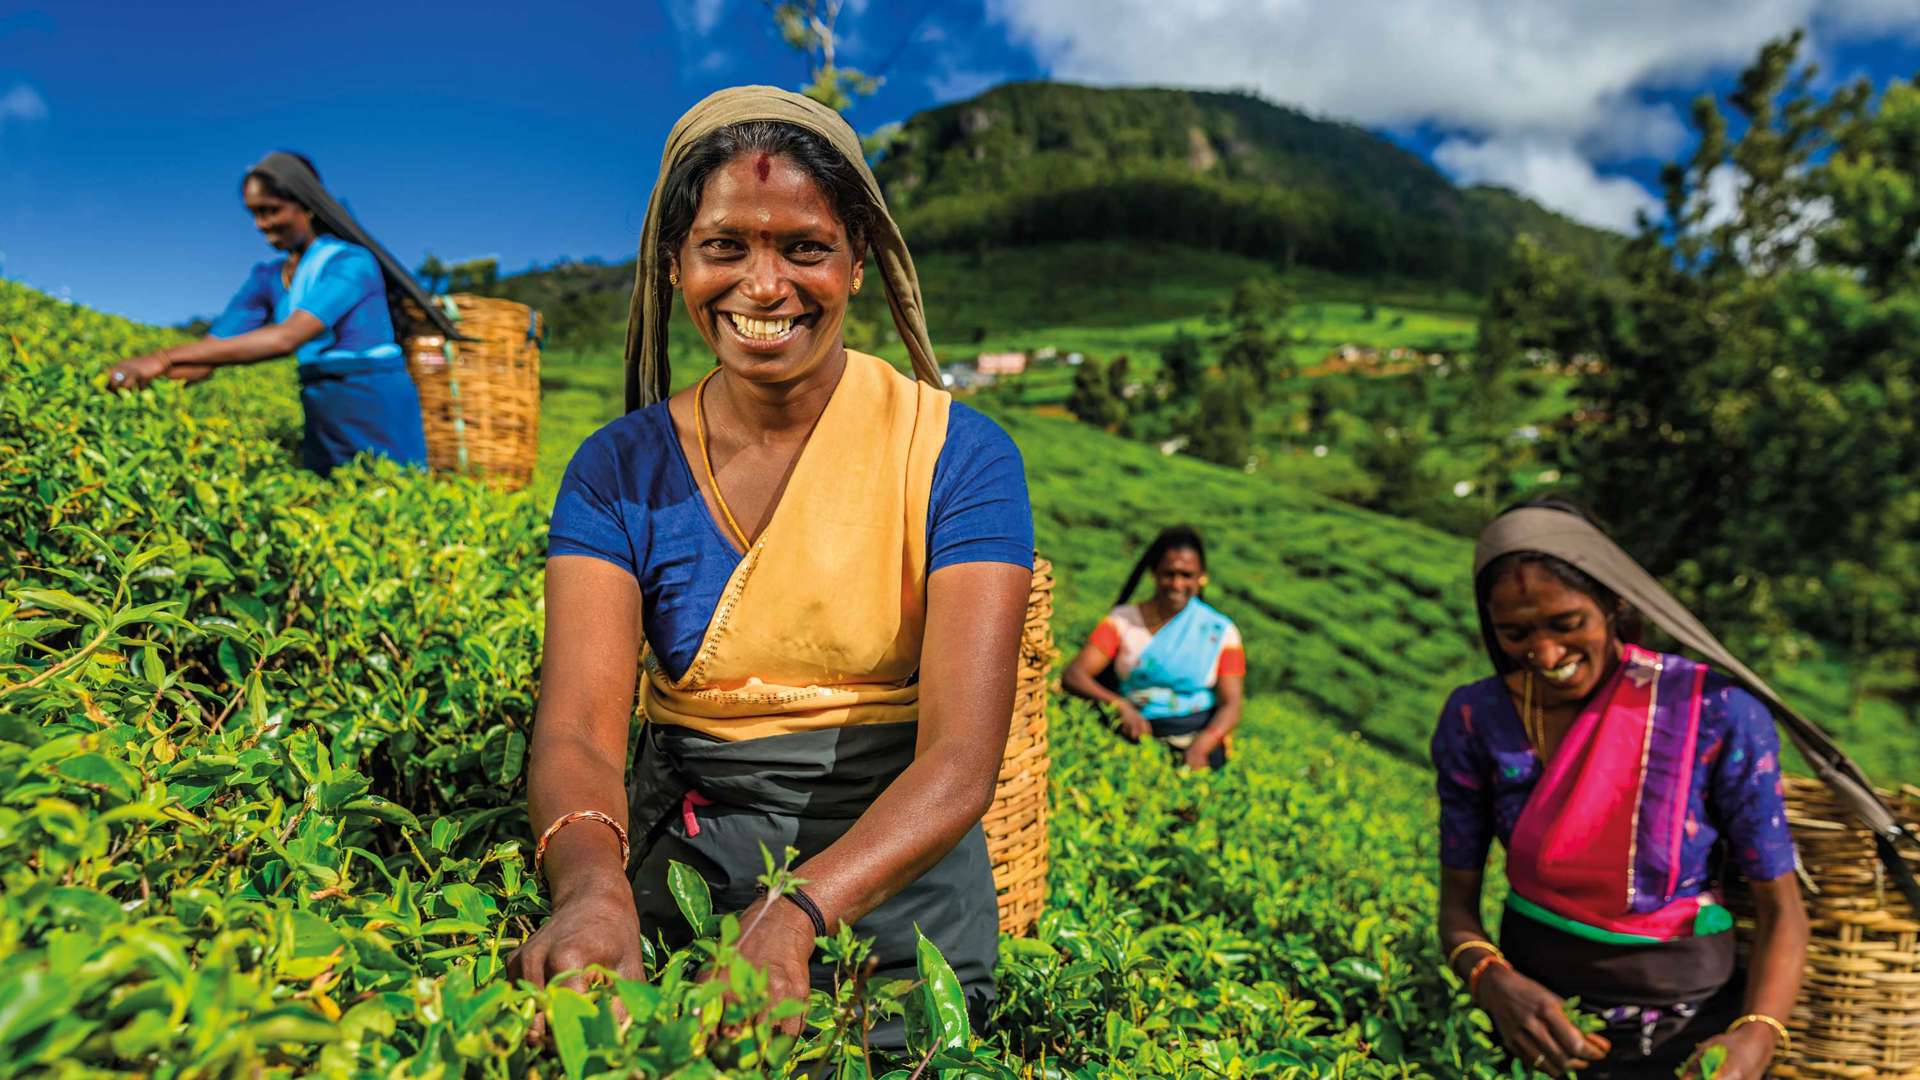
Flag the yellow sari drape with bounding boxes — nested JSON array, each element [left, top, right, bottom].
[[641, 350, 952, 742]]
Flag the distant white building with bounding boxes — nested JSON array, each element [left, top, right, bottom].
[[977, 351, 1028, 375], [942, 363, 994, 390]]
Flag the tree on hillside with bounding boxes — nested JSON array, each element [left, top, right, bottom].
[[1107, 354, 1136, 406], [1353, 421, 1485, 533], [1305, 377, 1357, 440], [1067, 356, 1127, 430], [1183, 372, 1257, 468], [447, 258, 500, 295], [1214, 277, 1298, 393], [1159, 330, 1204, 399], [415, 253, 450, 295], [1481, 32, 1920, 703]]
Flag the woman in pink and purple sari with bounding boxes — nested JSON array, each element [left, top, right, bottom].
[[1432, 500, 1808, 1079]]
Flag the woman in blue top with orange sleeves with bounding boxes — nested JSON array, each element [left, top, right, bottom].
[[106, 152, 442, 476]]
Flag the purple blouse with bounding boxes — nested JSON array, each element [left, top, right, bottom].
[[1431, 667, 1797, 890]]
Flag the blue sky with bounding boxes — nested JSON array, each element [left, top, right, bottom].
[[3, 1, 1916, 325]]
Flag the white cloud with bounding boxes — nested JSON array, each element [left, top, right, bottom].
[[0, 83, 48, 125], [1434, 137, 1661, 232], [988, 0, 1920, 229], [663, 0, 732, 76], [689, 0, 727, 36], [1699, 164, 1745, 231]]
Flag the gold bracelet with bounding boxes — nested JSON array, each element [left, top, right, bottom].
[[534, 809, 629, 872], [1466, 953, 1512, 1002], [1728, 1013, 1791, 1058], [1446, 939, 1501, 967]]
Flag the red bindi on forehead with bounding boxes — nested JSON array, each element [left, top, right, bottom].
[[760, 230, 771, 241], [755, 153, 771, 182]]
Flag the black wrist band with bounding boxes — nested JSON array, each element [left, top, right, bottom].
[[756, 883, 829, 938]]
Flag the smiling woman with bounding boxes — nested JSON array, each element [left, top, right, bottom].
[[102, 152, 449, 476], [1432, 499, 1809, 1080], [507, 87, 1034, 1049], [1061, 525, 1246, 771]]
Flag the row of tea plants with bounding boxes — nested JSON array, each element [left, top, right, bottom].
[[5, 279, 1533, 1076]]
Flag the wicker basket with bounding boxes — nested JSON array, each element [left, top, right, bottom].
[[401, 295, 542, 490], [984, 555, 1055, 938], [1731, 775, 1920, 1078]]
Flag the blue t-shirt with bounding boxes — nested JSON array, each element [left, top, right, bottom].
[[549, 400, 1033, 681], [209, 236, 400, 368]]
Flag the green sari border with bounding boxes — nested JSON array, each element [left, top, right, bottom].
[[1503, 892, 1731, 946]]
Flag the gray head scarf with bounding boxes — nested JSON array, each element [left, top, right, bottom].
[[247, 152, 461, 341], [1475, 506, 1920, 907]]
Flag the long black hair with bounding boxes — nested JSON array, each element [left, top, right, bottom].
[[1474, 496, 1643, 673], [240, 151, 335, 236], [1115, 524, 1207, 607], [656, 121, 874, 266]]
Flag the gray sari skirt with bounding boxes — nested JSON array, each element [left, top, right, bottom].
[[626, 720, 999, 1044]]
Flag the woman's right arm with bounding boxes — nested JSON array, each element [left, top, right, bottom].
[[1441, 868, 1600, 1075], [505, 554, 646, 989], [1432, 694, 1600, 1076], [1060, 638, 1149, 739]]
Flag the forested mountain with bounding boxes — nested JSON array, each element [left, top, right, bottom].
[[873, 82, 1618, 287], [494, 81, 1615, 349]]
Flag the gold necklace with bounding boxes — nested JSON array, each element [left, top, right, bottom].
[[1521, 672, 1549, 758], [694, 370, 752, 551]]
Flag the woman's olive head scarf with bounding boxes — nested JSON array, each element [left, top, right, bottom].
[[1475, 505, 1920, 904], [623, 86, 942, 411]]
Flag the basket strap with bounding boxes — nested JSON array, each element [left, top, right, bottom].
[[437, 296, 470, 473], [1874, 832, 1920, 914]]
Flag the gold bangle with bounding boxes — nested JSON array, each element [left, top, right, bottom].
[[1729, 1013, 1791, 1057], [534, 809, 629, 873], [1466, 953, 1512, 1002], [1446, 939, 1502, 967]]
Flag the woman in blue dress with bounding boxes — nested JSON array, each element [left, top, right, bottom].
[[106, 152, 444, 476], [1062, 525, 1247, 770]]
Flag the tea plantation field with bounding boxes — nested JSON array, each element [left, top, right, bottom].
[[2, 278, 1910, 1076]]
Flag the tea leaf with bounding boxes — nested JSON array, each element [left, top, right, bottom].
[[667, 860, 712, 936]]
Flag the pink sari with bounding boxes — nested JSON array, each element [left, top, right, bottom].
[[1505, 645, 1725, 942]]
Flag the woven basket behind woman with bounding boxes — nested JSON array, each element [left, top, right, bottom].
[[984, 555, 1055, 938], [1730, 775, 1920, 1078], [401, 295, 542, 490]]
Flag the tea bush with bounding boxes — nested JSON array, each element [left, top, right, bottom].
[[9, 278, 1895, 1077], [2, 279, 1535, 1077]]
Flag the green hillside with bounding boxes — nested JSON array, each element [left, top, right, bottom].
[[1, 278, 1508, 1076]]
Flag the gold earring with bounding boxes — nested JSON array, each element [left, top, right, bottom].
[[851, 276, 862, 294], [668, 272, 679, 288]]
